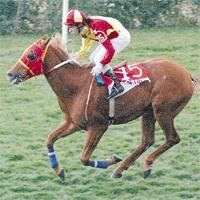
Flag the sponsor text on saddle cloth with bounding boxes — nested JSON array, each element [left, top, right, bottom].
[[103, 62, 151, 98]]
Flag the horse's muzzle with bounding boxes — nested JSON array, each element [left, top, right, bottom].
[[7, 72, 24, 85]]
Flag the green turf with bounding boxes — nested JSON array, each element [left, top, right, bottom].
[[0, 27, 200, 200]]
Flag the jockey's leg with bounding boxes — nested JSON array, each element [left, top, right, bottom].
[[90, 43, 125, 98], [104, 28, 130, 100], [95, 65, 113, 87], [89, 44, 102, 62], [111, 28, 131, 54], [105, 68, 124, 99], [90, 45, 106, 87]]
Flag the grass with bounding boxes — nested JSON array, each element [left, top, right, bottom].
[[0, 27, 200, 200]]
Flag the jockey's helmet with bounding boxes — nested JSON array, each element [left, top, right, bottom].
[[64, 9, 86, 26]]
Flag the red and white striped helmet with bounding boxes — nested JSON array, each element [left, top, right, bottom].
[[64, 9, 86, 25]]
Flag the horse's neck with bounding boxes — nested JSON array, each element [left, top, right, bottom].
[[45, 64, 91, 100], [44, 44, 92, 107]]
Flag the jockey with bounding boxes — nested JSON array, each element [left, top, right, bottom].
[[64, 9, 131, 99]]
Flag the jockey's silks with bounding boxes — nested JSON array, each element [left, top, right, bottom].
[[77, 26, 96, 59], [76, 16, 127, 64]]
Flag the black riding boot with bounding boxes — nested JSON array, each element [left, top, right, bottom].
[[105, 70, 124, 100]]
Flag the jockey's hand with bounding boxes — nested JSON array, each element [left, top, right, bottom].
[[91, 63, 103, 76]]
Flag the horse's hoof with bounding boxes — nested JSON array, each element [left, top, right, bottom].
[[143, 169, 151, 179], [112, 155, 123, 163], [110, 172, 122, 179], [58, 169, 65, 181]]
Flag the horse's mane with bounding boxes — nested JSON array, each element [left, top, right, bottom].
[[50, 33, 67, 54], [49, 32, 93, 69], [49, 33, 70, 61]]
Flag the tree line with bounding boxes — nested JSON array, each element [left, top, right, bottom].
[[0, 0, 200, 35]]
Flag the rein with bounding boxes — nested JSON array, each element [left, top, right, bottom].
[[45, 58, 81, 74]]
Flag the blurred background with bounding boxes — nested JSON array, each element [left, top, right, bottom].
[[0, 0, 200, 35]]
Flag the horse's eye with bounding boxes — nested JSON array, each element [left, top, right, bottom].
[[27, 51, 37, 61]]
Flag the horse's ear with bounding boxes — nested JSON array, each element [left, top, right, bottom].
[[41, 34, 51, 48]]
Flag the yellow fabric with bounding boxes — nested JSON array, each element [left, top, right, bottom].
[[106, 28, 115, 36], [76, 26, 96, 59], [104, 17, 124, 33]]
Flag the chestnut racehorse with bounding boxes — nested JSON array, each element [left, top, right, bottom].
[[7, 34, 200, 180]]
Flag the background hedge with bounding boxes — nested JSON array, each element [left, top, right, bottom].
[[0, 0, 200, 35]]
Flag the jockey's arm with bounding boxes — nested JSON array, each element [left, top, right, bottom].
[[76, 26, 96, 59], [76, 37, 94, 59], [100, 38, 115, 66]]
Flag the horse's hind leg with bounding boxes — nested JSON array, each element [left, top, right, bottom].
[[143, 110, 180, 178], [111, 108, 156, 178]]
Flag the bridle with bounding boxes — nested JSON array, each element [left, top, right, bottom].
[[19, 36, 83, 78], [18, 38, 51, 77]]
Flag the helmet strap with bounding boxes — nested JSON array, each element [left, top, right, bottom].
[[77, 24, 84, 33]]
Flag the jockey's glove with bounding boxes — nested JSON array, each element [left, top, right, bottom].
[[91, 63, 103, 76]]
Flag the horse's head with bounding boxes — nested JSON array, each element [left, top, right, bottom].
[[7, 35, 51, 84]]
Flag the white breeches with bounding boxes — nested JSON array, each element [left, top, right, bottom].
[[89, 28, 131, 73]]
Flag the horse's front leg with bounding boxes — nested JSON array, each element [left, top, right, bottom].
[[46, 120, 80, 180], [80, 126, 122, 170]]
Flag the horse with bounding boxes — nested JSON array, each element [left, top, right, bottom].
[[7, 33, 200, 181]]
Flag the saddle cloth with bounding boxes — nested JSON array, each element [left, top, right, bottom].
[[102, 62, 151, 98]]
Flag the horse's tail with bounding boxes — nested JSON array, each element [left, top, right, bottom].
[[191, 75, 200, 95]]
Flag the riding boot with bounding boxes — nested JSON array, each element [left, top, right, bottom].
[[105, 70, 124, 99]]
